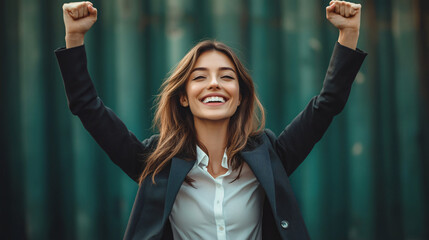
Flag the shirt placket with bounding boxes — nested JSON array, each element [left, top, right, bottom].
[[214, 176, 226, 240]]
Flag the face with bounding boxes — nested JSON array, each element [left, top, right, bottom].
[[181, 50, 241, 123]]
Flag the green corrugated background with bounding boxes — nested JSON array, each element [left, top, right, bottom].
[[1, 0, 428, 239]]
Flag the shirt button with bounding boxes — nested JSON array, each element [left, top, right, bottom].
[[219, 226, 224, 231], [280, 220, 289, 229]]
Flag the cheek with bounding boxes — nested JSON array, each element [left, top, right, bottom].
[[186, 83, 203, 99], [185, 85, 202, 112], [230, 84, 241, 103]]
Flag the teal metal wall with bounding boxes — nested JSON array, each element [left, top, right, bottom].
[[1, 0, 428, 239]]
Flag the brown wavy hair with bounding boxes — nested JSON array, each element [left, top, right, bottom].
[[139, 40, 265, 184]]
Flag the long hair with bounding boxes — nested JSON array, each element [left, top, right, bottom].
[[139, 40, 265, 184]]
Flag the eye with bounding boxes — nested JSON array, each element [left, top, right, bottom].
[[192, 75, 206, 80], [221, 75, 234, 80]]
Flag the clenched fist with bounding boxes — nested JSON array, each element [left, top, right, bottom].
[[62, 1, 97, 48], [326, 1, 362, 50]]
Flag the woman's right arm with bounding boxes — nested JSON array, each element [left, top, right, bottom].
[[56, 2, 156, 182]]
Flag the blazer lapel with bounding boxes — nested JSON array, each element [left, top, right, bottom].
[[162, 157, 196, 222], [240, 139, 277, 213]]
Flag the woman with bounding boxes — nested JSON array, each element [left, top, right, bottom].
[[56, 1, 367, 239]]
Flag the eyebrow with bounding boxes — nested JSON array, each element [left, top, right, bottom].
[[191, 67, 236, 73]]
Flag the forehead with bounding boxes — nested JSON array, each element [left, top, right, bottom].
[[193, 50, 235, 70]]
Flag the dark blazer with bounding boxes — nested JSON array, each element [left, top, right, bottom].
[[55, 42, 366, 240]]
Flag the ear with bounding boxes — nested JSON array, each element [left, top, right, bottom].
[[180, 95, 189, 107]]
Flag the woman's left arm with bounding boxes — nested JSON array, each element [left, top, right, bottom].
[[271, 1, 367, 175]]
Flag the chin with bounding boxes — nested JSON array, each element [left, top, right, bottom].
[[193, 112, 235, 122]]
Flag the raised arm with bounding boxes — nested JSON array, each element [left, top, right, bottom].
[[56, 2, 154, 182], [270, 1, 367, 175]]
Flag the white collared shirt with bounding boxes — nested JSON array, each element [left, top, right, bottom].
[[169, 146, 265, 240]]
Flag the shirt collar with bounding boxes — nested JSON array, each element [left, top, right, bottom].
[[196, 145, 229, 169]]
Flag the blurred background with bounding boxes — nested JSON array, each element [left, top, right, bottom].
[[1, 0, 428, 239]]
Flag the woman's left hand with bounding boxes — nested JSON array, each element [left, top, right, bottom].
[[326, 1, 362, 49]]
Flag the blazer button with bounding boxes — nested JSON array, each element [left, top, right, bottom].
[[280, 220, 289, 229]]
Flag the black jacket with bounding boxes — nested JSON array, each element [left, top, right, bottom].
[[55, 42, 366, 240]]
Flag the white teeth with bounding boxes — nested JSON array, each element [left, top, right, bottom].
[[203, 96, 225, 103]]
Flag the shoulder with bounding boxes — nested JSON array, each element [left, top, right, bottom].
[[244, 129, 277, 151], [263, 129, 276, 143]]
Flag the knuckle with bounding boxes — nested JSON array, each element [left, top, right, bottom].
[[62, 3, 70, 10]]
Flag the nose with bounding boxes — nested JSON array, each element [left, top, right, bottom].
[[208, 75, 220, 89]]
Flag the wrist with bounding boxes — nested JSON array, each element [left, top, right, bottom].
[[339, 27, 360, 36], [65, 33, 85, 49], [338, 28, 359, 50]]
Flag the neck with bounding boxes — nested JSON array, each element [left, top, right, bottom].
[[194, 118, 229, 177], [194, 118, 229, 154]]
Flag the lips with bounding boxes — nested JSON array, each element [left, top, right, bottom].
[[200, 94, 228, 104], [202, 96, 226, 103]]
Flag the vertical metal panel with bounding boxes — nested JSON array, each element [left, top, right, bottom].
[[166, 0, 194, 67], [417, 1, 429, 239], [373, 1, 402, 239], [211, 0, 243, 48], [249, 0, 282, 132], [392, 0, 425, 238], [18, 0, 49, 238], [1, 0, 25, 238], [148, 0, 168, 99]]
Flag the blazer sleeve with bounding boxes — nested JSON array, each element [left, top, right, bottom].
[[55, 45, 156, 183], [268, 42, 367, 176]]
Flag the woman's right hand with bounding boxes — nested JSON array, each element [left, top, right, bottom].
[[62, 1, 97, 48]]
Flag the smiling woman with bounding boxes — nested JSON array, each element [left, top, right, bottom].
[[182, 50, 244, 175], [142, 40, 265, 183], [55, 1, 367, 239]]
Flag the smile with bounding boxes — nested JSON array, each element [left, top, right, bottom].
[[202, 96, 226, 103]]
